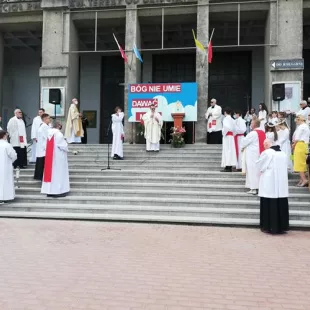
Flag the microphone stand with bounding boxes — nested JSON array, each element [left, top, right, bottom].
[[101, 118, 121, 171]]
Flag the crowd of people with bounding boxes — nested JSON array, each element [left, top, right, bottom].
[[206, 98, 310, 234], [1, 97, 310, 235]]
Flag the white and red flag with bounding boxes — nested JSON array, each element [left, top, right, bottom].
[[113, 33, 128, 63]]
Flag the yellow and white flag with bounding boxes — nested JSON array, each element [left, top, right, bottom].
[[192, 29, 206, 54]]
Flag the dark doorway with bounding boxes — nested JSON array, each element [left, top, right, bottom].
[[209, 51, 252, 114], [100, 56, 124, 144], [303, 50, 310, 99], [152, 53, 196, 144]]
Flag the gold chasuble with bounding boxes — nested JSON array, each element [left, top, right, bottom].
[[65, 104, 84, 139]]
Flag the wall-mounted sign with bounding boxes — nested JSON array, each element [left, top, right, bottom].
[[272, 81, 301, 113], [270, 59, 304, 71], [68, 0, 190, 8], [128, 83, 197, 122], [40, 87, 65, 117], [0, 0, 41, 13]]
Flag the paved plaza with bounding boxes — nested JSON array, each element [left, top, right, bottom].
[[0, 219, 309, 310]]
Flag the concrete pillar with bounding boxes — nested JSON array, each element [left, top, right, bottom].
[[195, 0, 209, 143], [40, 6, 79, 122], [0, 33, 3, 118], [124, 5, 142, 143], [264, 0, 303, 110]]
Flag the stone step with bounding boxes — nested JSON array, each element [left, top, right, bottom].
[[0, 207, 308, 228], [14, 188, 310, 203], [12, 194, 310, 209], [65, 157, 223, 163], [18, 169, 301, 179], [16, 174, 302, 185], [16, 181, 310, 193]]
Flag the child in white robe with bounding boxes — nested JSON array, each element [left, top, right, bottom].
[[0, 130, 17, 203]]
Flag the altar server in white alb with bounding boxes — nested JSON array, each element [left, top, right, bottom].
[[142, 103, 163, 152], [111, 106, 124, 160], [0, 131, 17, 203], [41, 123, 70, 198], [276, 120, 292, 171], [241, 119, 266, 195], [30, 108, 44, 163], [7, 109, 28, 169], [34, 113, 51, 181], [258, 103, 268, 131], [205, 98, 223, 144], [234, 110, 246, 171], [221, 107, 237, 172], [257, 139, 289, 234]]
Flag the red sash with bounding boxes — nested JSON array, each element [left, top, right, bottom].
[[226, 131, 233, 136], [19, 136, 24, 143], [234, 134, 244, 159], [43, 135, 55, 183], [254, 129, 266, 154], [208, 119, 216, 129]]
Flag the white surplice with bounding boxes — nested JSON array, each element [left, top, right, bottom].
[[111, 112, 124, 158], [266, 132, 275, 145], [276, 128, 293, 171], [41, 129, 70, 195], [241, 130, 261, 190], [257, 148, 289, 198], [235, 117, 246, 169], [205, 105, 223, 133], [36, 123, 50, 158], [30, 116, 43, 163], [221, 115, 237, 167], [296, 106, 310, 119], [0, 140, 17, 201], [7, 116, 27, 148], [258, 110, 267, 131], [142, 111, 163, 151]]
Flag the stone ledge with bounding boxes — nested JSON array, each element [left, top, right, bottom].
[[39, 66, 68, 77], [41, 0, 69, 9]]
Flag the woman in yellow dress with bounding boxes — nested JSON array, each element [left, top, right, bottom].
[[292, 115, 310, 187]]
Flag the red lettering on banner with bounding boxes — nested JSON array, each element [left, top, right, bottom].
[[136, 112, 162, 121], [132, 98, 158, 108], [130, 84, 182, 93]]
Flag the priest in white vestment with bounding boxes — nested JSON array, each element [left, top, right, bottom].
[[0, 131, 17, 203], [41, 123, 70, 197], [205, 98, 223, 144], [30, 108, 44, 163], [7, 109, 28, 169], [111, 107, 124, 160], [142, 104, 163, 152], [234, 111, 246, 171], [221, 107, 237, 172], [34, 113, 51, 181], [240, 119, 266, 195], [64, 98, 84, 144], [257, 139, 289, 234]]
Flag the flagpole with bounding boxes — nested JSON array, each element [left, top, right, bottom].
[[129, 51, 133, 71], [209, 28, 215, 45]]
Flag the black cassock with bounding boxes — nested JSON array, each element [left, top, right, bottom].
[[81, 117, 89, 144]]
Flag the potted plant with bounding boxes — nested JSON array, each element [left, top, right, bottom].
[[170, 127, 186, 148]]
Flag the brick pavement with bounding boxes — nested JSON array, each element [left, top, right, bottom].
[[0, 219, 310, 310]]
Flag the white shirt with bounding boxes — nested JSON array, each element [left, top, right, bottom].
[[296, 106, 310, 119], [36, 123, 50, 158], [31, 116, 42, 140], [293, 123, 310, 143]]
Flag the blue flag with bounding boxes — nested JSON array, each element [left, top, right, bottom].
[[133, 43, 143, 63]]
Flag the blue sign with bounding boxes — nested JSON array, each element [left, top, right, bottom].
[[128, 82, 197, 122]]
